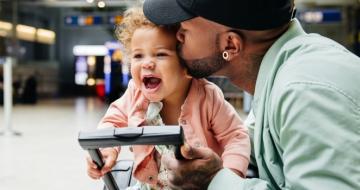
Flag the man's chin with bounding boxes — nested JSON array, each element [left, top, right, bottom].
[[187, 70, 212, 79], [186, 63, 226, 79], [179, 51, 226, 79], [211, 68, 226, 76]]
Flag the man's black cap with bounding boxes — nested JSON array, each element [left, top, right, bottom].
[[144, 0, 295, 30]]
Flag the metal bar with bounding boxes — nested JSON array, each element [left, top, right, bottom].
[[1, 0, 21, 136], [1, 57, 21, 136], [3, 57, 12, 131], [78, 126, 184, 150], [88, 149, 119, 190]]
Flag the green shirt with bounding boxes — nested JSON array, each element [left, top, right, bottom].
[[209, 19, 360, 190]]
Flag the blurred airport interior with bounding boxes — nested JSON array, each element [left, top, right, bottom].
[[0, 0, 359, 106], [1, 0, 360, 189]]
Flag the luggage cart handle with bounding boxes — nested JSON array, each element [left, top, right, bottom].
[[79, 126, 185, 190], [88, 149, 119, 190]]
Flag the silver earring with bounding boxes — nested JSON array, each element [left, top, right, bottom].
[[222, 51, 229, 61]]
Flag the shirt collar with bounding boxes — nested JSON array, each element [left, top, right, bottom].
[[252, 19, 306, 114]]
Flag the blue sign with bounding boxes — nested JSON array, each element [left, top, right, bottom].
[[298, 9, 342, 24], [64, 15, 119, 26], [65, 16, 78, 26]]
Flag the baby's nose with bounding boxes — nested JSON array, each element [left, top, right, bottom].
[[142, 59, 155, 69]]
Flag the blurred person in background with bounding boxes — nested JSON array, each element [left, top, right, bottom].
[[0, 37, 5, 105], [0, 69, 3, 105], [21, 73, 37, 104]]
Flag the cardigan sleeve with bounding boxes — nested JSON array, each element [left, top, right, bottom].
[[206, 84, 251, 177]]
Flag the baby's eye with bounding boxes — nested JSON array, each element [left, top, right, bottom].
[[156, 52, 168, 57], [133, 54, 143, 59]]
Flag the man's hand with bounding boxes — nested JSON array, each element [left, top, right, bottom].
[[86, 147, 119, 179], [162, 144, 223, 190]]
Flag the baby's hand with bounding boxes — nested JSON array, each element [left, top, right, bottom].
[[86, 147, 120, 179]]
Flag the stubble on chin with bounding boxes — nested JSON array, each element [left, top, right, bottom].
[[176, 42, 227, 79], [179, 52, 226, 79]]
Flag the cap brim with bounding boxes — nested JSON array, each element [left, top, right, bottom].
[[143, 0, 195, 25]]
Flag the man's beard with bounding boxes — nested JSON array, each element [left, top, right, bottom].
[[177, 42, 227, 79]]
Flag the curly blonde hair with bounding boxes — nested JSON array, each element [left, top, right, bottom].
[[116, 7, 178, 55]]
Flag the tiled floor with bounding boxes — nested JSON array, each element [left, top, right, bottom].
[[0, 98, 134, 190], [0, 97, 247, 190]]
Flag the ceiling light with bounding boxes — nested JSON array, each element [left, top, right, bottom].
[[97, 1, 106, 8], [0, 21, 12, 31], [73, 45, 108, 56], [36, 28, 56, 44], [16, 24, 36, 41]]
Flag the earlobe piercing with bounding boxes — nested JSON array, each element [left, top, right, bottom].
[[222, 51, 230, 61]]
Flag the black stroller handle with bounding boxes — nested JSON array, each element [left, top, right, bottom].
[[79, 126, 185, 190], [88, 149, 119, 190]]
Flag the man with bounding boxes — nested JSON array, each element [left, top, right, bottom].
[[143, 0, 360, 189]]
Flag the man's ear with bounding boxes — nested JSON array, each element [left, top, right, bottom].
[[223, 31, 244, 60]]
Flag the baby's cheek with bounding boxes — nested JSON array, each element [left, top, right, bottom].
[[130, 71, 142, 88], [133, 80, 142, 89]]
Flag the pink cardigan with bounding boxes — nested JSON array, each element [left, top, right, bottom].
[[98, 79, 250, 185]]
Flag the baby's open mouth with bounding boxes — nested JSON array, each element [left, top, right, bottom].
[[143, 76, 162, 89]]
